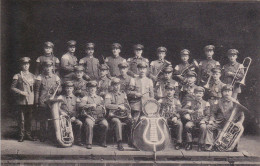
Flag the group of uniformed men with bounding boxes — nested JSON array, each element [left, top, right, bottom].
[[11, 40, 245, 152]]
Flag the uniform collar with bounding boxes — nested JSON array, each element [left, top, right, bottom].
[[113, 90, 121, 95], [112, 55, 120, 59], [66, 94, 74, 98], [89, 94, 97, 98], [182, 61, 189, 65], [120, 74, 127, 79], [100, 76, 108, 81], [45, 73, 54, 78], [230, 61, 238, 66], [134, 56, 143, 59]]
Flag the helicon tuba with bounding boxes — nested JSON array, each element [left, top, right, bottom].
[[214, 99, 247, 151], [47, 83, 74, 147]]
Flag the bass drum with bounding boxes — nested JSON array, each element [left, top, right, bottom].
[[132, 99, 171, 152]]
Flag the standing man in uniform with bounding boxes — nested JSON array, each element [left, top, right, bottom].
[[78, 81, 108, 149], [197, 45, 220, 86], [35, 41, 60, 76], [174, 49, 197, 84], [79, 43, 100, 80], [127, 62, 154, 123], [221, 49, 244, 99], [73, 65, 88, 98], [60, 40, 78, 81], [57, 81, 83, 146], [117, 62, 135, 94], [104, 78, 132, 151], [105, 43, 126, 77], [150, 46, 172, 82], [11, 57, 36, 142], [127, 44, 149, 78], [34, 59, 62, 142], [97, 64, 112, 98], [155, 66, 179, 100]]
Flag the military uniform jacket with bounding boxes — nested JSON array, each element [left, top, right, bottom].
[[209, 98, 245, 124], [79, 56, 100, 80], [198, 59, 220, 85], [60, 52, 78, 77], [73, 78, 88, 97], [57, 94, 78, 118], [155, 78, 179, 99], [35, 74, 61, 107], [117, 74, 135, 94], [105, 56, 126, 77], [160, 97, 182, 119], [105, 91, 131, 115], [207, 79, 225, 99], [150, 59, 171, 77], [174, 62, 195, 76], [97, 76, 112, 96], [11, 71, 35, 105], [127, 56, 149, 77], [35, 55, 60, 75], [183, 98, 210, 122], [222, 62, 244, 93]]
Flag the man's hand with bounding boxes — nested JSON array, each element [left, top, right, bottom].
[[70, 117, 76, 122], [171, 117, 178, 123], [128, 114, 132, 119], [200, 120, 206, 124], [227, 71, 235, 77], [135, 92, 142, 98], [118, 105, 126, 110], [134, 74, 139, 78], [21, 91, 29, 96], [188, 109, 194, 114], [90, 103, 97, 108], [208, 120, 214, 125]]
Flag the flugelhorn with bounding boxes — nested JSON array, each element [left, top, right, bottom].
[[231, 57, 252, 87], [179, 59, 199, 76]]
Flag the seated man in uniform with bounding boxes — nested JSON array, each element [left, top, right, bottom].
[[182, 86, 210, 151], [159, 83, 183, 150], [104, 78, 132, 151], [57, 81, 83, 146], [205, 85, 245, 151], [78, 81, 108, 149]]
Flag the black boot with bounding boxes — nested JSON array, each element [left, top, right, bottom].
[[185, 143, 192, 150], [18, 137, 24, 142], [198, 144, 203, 152], [117, 141, 124, 151], [27, 135, 36, 141], [175, 143, 182, 150]]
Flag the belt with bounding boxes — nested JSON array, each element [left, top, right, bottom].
[[209, 97, 220, 100]]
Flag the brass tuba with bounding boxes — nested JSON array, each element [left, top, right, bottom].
[[47, 83, 74, 147], [214, 99, 247, 151]]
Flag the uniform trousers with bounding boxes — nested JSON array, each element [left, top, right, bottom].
[[185, 121, 207, 144], [18, 105, 33, 138]]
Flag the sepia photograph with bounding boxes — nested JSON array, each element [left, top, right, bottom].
[[1, 0, 260, 165]]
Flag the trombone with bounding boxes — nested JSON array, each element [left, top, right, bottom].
[[231, 57, 252, 87]]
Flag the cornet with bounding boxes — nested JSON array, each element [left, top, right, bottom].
[[179, 59, 199, 76], [231, 57, 252, 87]]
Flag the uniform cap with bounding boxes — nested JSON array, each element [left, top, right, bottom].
[[86, 80, 98, 87], [137, 62, 148, 68], [64, 81, 74, 87], [44, 41, 54, 48], [112, 43, 122, 49], [163, 66, 173, 73], [165, 83, 176, 90], [227, 49, 239, 56], [204, 45, 215, 51], [180, 49, 190, 55], [118, 62, 129, 68], [221, 85, 233, 92], [211, 67, 222, 73], [43, 59, 53, 67], [99, 64, 109, 70], [133, 44, 144, 50], [19, 57, 31, 63], [74, 65, 84, 71], [157, 46, 167, 52], [67, 40, 76, 46], [111, 77, 121, 85], [86, 43, 95, 49], [194, 86, 205, 93], [186, 71, 197, 77]]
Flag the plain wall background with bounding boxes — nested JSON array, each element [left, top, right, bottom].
[[1, 1, 260, 134]]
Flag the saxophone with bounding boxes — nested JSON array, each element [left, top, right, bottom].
[[214, 100, 247, 151]]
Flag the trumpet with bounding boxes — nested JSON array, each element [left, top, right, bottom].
[[231, 57, 252, 87], [179, 59, 199, 76]]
